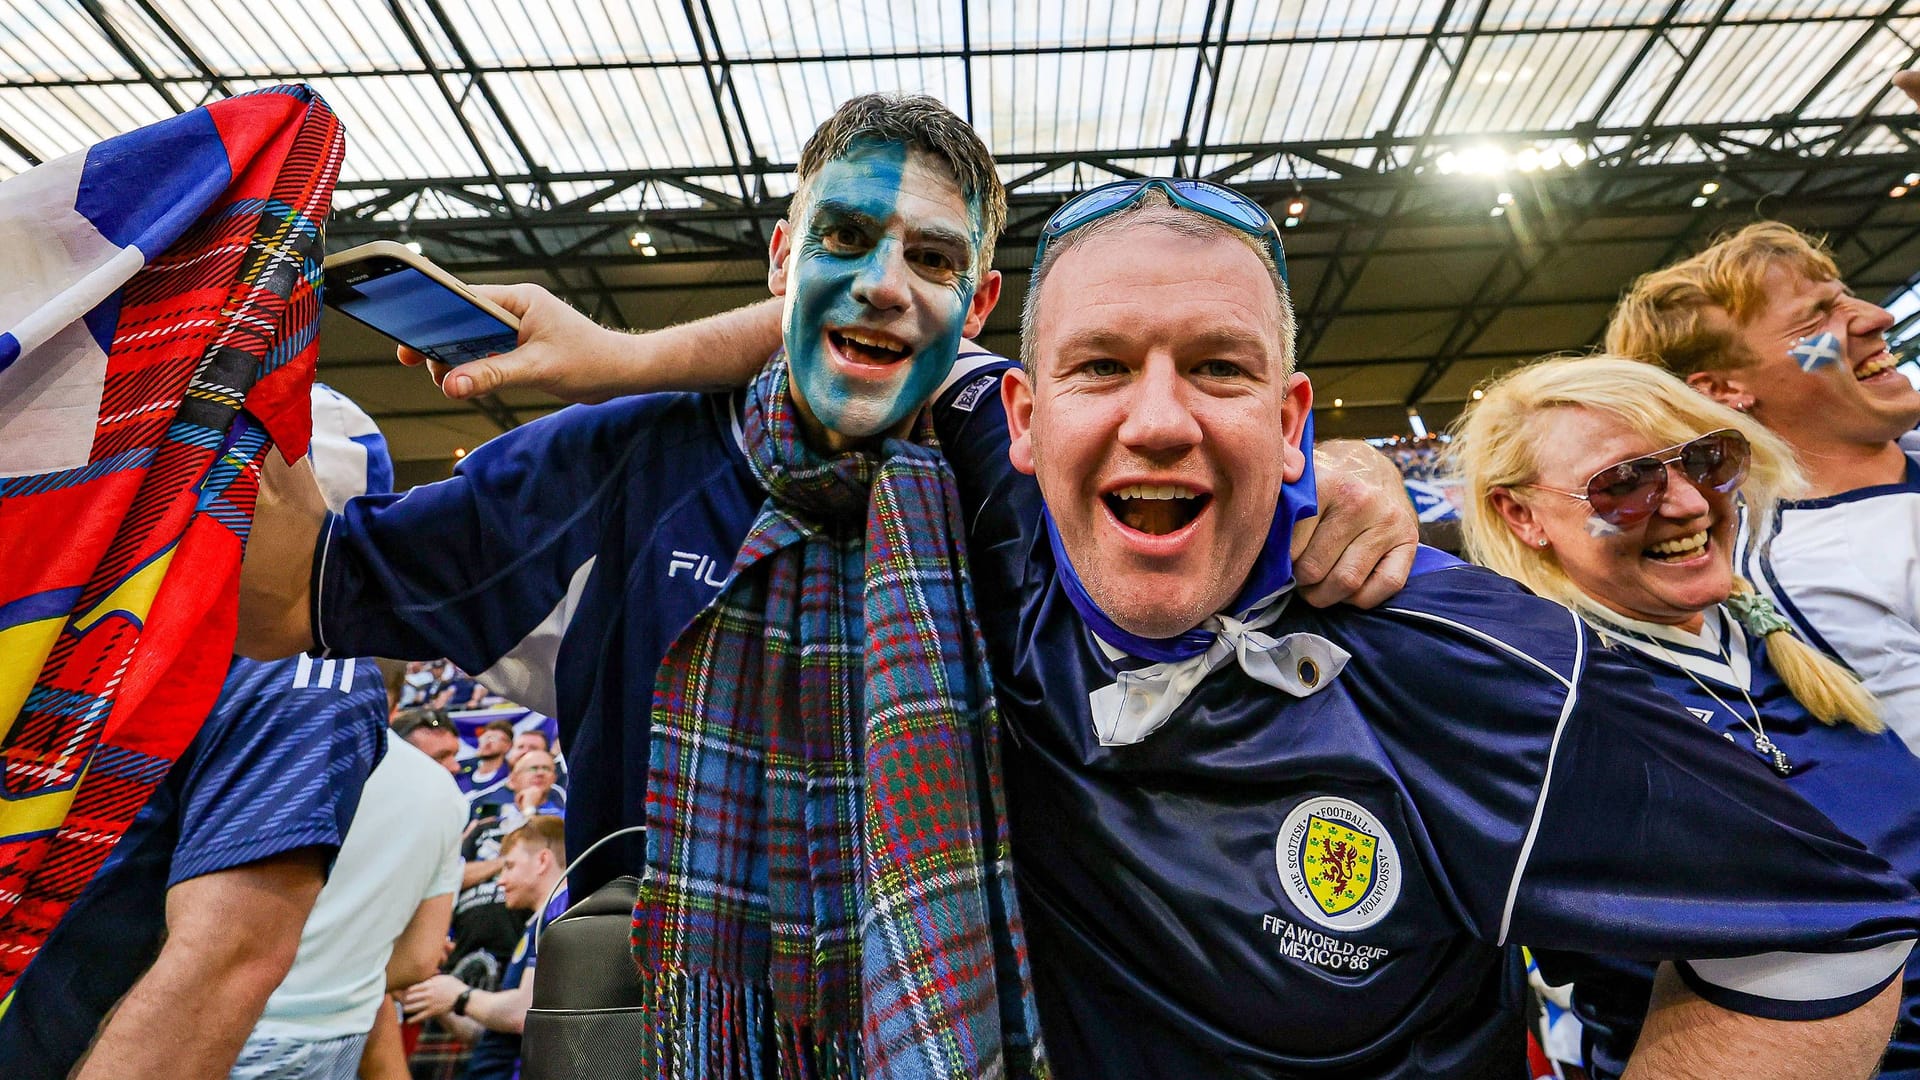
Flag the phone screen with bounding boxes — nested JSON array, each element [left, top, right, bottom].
[[325, 259, 519, 366]]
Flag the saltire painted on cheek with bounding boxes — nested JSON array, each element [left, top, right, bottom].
[[0, 85, 341, 1001], [1788, 331, 1842, 373]]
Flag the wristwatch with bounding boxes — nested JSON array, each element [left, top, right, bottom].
[[452, 987, 473, 1016]]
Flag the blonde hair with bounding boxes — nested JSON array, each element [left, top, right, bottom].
[[1448, 354, 1881, 733], [1606, 221, 1840, 377]]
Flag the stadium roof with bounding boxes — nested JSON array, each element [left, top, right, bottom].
[[9, 0, 1920, 474]]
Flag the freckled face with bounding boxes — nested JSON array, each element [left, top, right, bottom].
[[772, 141, 994, 449]]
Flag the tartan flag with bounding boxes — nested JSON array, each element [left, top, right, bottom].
[[0, 85, 342, 1001]]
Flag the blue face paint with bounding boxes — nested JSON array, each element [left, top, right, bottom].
[[782, 139, 984, 443], [1788, 330, 1842, 372]]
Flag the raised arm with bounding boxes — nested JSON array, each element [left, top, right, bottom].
[[404, 286, 783, 404], [1624, 963, 1899, 1080]]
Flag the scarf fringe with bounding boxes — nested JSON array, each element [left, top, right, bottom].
[[644, 967, 861, 1080]]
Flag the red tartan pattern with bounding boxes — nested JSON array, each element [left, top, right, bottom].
[[0, 86, 342, 995]]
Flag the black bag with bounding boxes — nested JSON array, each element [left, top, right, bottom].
[[520, 825, 649, 1080]]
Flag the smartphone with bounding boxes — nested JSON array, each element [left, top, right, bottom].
[[322, 240, 520, 367]]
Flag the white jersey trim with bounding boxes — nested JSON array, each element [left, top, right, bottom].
[[1499, 606, 1584, 945], [472, 555, 597, 718], [313, 512, 340, 655], [936, 351, 1009, 399], [1682, 939, 1914, 1002], [1378, 607, 1574, 692], [1373, 602, 1583, 945]]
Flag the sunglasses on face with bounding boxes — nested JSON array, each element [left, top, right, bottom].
[[1524, 430, 1750, 527], [1033, 178, 1288, 282]]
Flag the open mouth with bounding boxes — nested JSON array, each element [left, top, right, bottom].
[[1644, 529, 1709, 564], [1855, 349, 1900, 381], [1102, 483, 1212, 536], [828, 327, 913, 367]]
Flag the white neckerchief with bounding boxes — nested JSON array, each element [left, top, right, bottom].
[[1589, 606, 1751, 691], [1086, 591, 1351, 746]]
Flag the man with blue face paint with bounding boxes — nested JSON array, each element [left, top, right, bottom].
[[776, 137, 986, 446], [236, 95, 1049, 1078]]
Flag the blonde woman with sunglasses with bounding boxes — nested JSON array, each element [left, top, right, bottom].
[[1450, 354, 1920, 1080]]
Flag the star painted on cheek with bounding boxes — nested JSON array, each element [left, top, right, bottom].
[[1584, 515, 1623, 538]]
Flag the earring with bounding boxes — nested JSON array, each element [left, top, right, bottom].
[[1537, 538, 1548, 547], [1731, 398, 1755, 413]]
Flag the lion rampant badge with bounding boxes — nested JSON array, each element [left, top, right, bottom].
[[1278, 796, 1403, 931]]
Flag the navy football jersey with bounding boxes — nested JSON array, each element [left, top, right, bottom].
[[1534, 610, 1920, 1079], [929, 355, 1919, 1079], [0, 654, 385, 1080], [313, 390, 763, 894]]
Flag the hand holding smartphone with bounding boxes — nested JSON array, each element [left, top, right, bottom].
[[321, 241, 520, 367]]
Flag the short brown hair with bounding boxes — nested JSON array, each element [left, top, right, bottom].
[[791, 93, 1006, 270], [1606, 221, 1841, 376], [500, 813, 566, 863], [480, 718, 515, 738]]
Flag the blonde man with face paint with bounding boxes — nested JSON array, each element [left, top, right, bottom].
[[1610, 219, 1920, 753]]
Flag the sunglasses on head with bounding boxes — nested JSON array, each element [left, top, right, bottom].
[[1524, 429, 1750, 527], [1033, 178, 1288, 282]]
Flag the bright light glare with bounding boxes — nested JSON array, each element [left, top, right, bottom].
[[1496, 191, 1515, 205], [1284, 216, 1300, 227], [1691, 195, 1709, 207], [1490, 205, 1506, 217], [1700, 181, 1719, 195], [403, 240, 423, 255], [1515, 148, 1540, 172], [1560, 144, 1585, 168], [641, 244, 659, 256], [1437, 151, 1458, 174]]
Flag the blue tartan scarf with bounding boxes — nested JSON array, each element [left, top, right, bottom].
[[635, 356, 1048, 1080]]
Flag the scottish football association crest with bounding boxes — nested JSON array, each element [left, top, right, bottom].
[[1277, 796, 1402, 931]]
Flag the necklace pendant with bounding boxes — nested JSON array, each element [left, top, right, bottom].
[[1751, 734, 1792, 775]]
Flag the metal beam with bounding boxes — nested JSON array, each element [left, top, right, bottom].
[[72, 0, 189, 114], [1296, 0, 1489, 364], [679, 0, 769, 248], [123, 0, 234, 103]]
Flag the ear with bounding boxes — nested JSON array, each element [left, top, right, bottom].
[[1004, 366, 1037, 476], [963, 268, 1002, 338], [1684, 369, 1752, 412], [768, 219, 794, 297], [1487, 486, 1545, 547], [1279, 372, 1313, 483]]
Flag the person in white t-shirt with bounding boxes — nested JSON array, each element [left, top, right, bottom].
[[229, 729, 466, 1079]]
